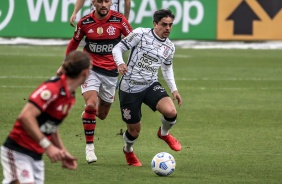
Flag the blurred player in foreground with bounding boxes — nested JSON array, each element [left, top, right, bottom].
[[69, 0, 131, 27], [1, 51, 91, 183], [112, 9, 182, 166], [57, 0, 132, 164]]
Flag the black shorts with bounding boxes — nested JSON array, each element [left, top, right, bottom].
[[119, 82, 169, 124]]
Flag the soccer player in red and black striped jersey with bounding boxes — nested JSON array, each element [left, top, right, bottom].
[[57, 0, 132, 164], [1, 51, 91, 183]]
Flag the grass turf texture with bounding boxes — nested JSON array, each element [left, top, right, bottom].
[[0, 45, 281, 184]]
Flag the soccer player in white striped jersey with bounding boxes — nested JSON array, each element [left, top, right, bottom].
[[112, 9, 182, 166]]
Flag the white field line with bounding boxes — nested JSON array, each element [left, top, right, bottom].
[[174, 54, 191, 58], [181, 87, 282, 90], [0, 52, 60, 57], [0, 76, 50, 79], [1, 85, 281, 90], [0, 52, 189, 58], [175, 78, 282, 81], [0, 52, 191, 61], [1, 85, 37, 88], [1, 76, 282, 81]]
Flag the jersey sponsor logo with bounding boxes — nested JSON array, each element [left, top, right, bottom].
[[142, 53, 158, 63], [40, 120, 58, 134], [97, 27, 103, 35], [42, 94, 58, 110], [89, 43, 114, 54], [137, 61, 158, 73], [122, 108, 131, 120], [82, 18, 95, 25], [108, 16, 122, 22], [137, 53, 159, 73], [40, 90, 51, 100], [122, 22, 131, 34], [107, 25, 116, 35], [129, 80, 151, 85]]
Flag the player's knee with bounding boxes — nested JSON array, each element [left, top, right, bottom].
[[163, 108, 177, 119], [127, 127, 140, 138], [129, 130, 139, 138]]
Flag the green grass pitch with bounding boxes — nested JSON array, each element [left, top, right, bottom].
[[0, 45, 281, 183]]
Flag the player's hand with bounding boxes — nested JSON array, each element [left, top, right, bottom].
[[56, 66, 63, 77], [118, 64, 128, 75], [61, 152, 77, 170], [45, 144, 66, 163], [172, 91, 182, 107], [69, 14, 77, 27]]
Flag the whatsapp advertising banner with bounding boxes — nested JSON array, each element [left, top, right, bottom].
[[0, 0, 217, 40]]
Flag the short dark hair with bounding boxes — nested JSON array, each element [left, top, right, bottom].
[[153, 9, 175, 24], [63, 51, 90, 78]]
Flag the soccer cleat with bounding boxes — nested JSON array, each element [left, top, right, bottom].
[[85, 145, 97, 164], [158, 128, 182, 151], [123, 149, 142, 166]]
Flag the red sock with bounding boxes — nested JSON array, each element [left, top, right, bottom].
[[82, 108, 96, 144]]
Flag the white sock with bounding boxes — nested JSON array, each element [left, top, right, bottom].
[[123, 132, 134, 153], [161, 115, 176, 136], [86, 143, 94, 150]]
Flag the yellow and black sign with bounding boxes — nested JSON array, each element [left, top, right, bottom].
[[217, 0, 282, 40]]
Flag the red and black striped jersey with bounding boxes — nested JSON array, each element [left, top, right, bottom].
[[6, 75, 75, 156], [66, 10, 132, 76]]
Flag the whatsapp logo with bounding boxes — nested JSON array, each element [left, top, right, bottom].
[[0, 0, 14, 31]]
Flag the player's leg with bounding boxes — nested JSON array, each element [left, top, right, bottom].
[[96, 97, 112, 120], [81, 70, 100, 163], [123, 123, 142, 166], [96, 74, 117, 119], [144, 82, 181, 151], [119, 90, 143, 166], [156, 97, 181, 151]]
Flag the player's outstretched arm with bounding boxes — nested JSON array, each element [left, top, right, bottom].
[[70, 0, 85, 27]]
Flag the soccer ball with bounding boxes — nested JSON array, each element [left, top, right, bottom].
[[151, 152, 176, 176]]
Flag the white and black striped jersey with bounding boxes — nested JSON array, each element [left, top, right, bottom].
[[113, 28, 177, 93]]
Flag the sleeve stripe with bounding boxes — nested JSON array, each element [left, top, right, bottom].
[[28, 100, 43, 112], [121, 40, 130, 50]]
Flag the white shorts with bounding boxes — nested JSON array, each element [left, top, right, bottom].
[[1, 146, 44, 184], [81, 70, 118, 103]]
